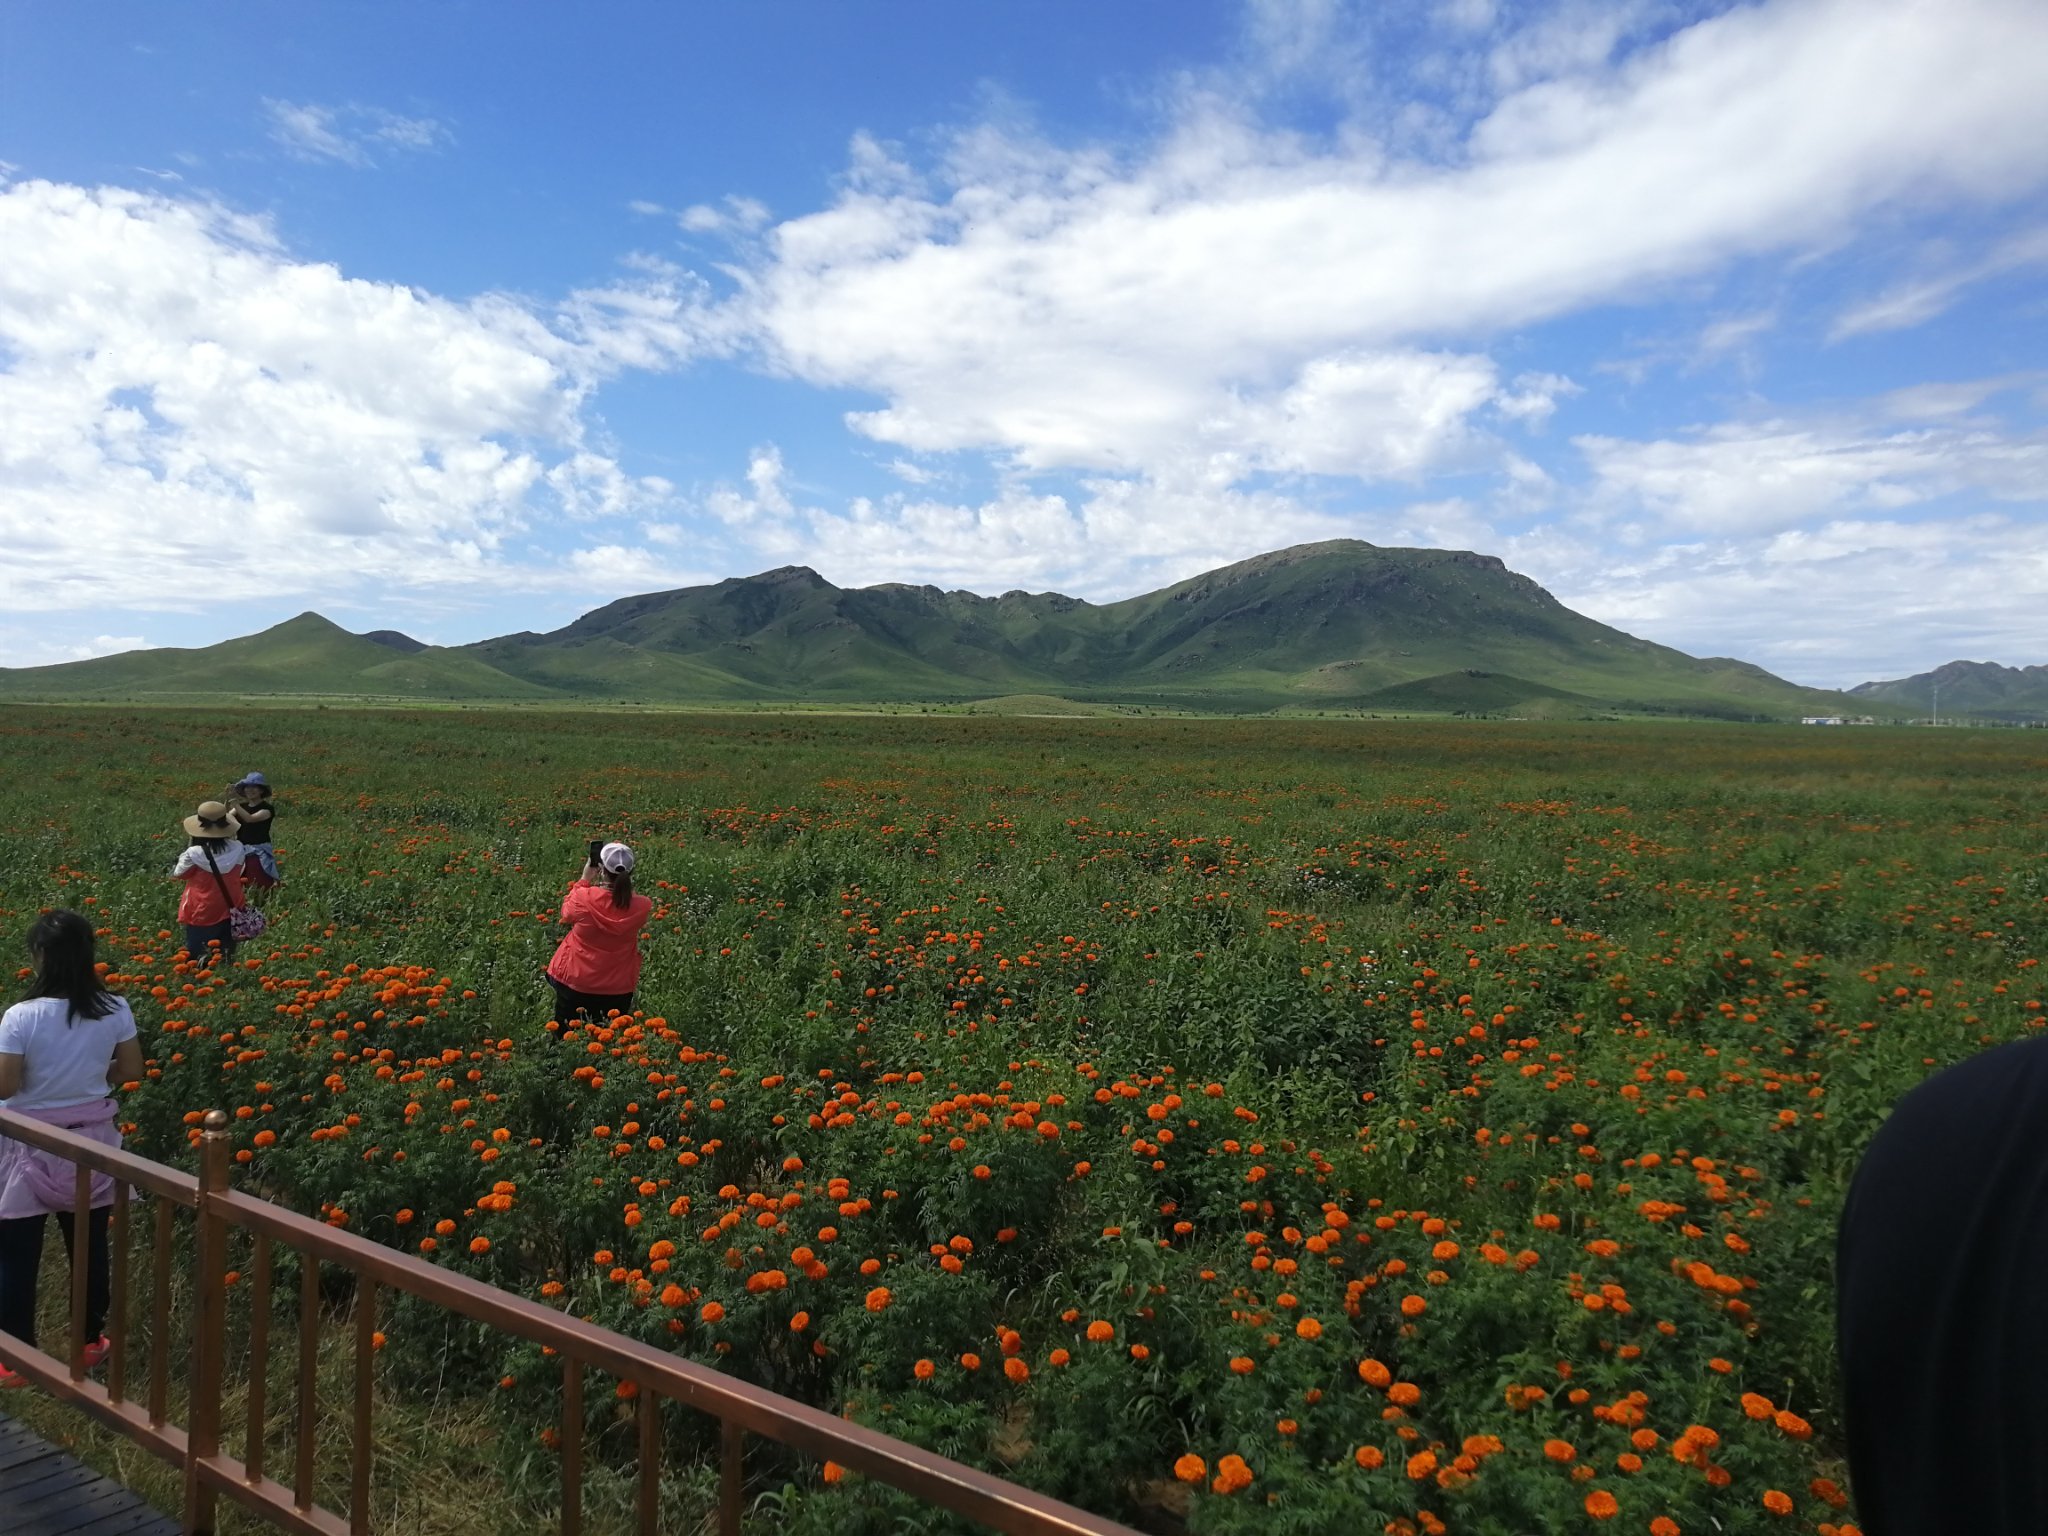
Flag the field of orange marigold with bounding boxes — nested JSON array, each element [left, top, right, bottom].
[[5, 704, 2042, 1534]]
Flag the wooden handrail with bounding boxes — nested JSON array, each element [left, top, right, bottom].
[[0, 1110, 199, 1205], [0, 1106, 1142, 1536]]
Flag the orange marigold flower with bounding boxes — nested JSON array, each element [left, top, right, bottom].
[[1544, 1439, 1576, 1463], [1295, 1317, 1322, 1340], [1211, 1454, 1253, 1495], [659, 1284, 686, 1308], [699, 1301, 725, 1323], [1399, 1294, 1427, 1318], [822, 1461, 845, 1484], [913, 1358, 935, 1380], [1358, 1358, 1392, 1388], [1086, 1320, 1115, 1342], [1584, 1490, 1619, 1520], [1741, 1392, 1775, 1420], [865, 1286, 892, 1312], [1649, 1520, 1680, 1536], [1405, 1449, 1437, 1481], [1761, 1490, 1793, 1516], [1229, 1355, 1255, 1374], [469, 1237, 491, 1255], [1004, 1357, 1030, 1383], [1049, 1348, 1071, 1366], [1354, 1445, 1384, 1470], [960, 1352, 981, 1370], [1774, 1410, 1812, 1440], [1175, 1454, 1206, 1485], [1388, 1381, 1421, 1407]]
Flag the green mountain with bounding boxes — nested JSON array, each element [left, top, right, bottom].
[[1850, 659, 2048, 720], [0, 541, 1878, 717], [0, 613, 553, 701]]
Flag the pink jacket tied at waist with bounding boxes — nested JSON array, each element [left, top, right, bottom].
[[0, 1099, 121, 1219]]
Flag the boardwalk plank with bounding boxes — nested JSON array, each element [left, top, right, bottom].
[[0, 1412, 179, 1536]]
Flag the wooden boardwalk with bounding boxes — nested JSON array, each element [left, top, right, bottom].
[[0, 1411, 180, 1536]]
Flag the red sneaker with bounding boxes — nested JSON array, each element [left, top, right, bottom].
[[0, 1363, 26, 1389], [82, 1335, 111, 1370]]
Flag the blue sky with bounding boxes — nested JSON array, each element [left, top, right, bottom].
[[2, 0, 2045, 687]]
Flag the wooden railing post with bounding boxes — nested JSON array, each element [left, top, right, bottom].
[[182, 1109, 232, 1536]]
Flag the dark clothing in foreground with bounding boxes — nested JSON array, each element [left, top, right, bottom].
[[1837, 1032, 2048, 1534], [547, 978, 635, 1026], [0, 1207, 111, 1349]]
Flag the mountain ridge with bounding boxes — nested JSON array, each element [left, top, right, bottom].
[[0, 541, 1882, 717], [1850, 658, 2048, 720]]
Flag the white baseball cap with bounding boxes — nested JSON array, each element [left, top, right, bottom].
[[599, 841, 635, 874]]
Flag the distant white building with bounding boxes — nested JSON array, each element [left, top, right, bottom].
[[1801, 716, 1845, 725]]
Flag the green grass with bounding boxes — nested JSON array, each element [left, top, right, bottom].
[[1, 705, 2027, 1533]]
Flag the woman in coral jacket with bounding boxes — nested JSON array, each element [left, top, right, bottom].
[[172, 800, 246, 963], [544, 841, 653, 1027]]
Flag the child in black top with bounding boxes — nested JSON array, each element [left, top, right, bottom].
[[226, 772, 282, 892]]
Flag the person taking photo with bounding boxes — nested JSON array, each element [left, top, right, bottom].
[[545, 841, 652, 1029], [172, 800, 246, 963], [0, 910, 146, 1388]]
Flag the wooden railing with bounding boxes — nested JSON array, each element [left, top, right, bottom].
[[0, 1107, 1139, 1536]]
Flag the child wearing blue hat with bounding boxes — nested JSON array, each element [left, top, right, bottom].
[[225, 771, 282, 894]]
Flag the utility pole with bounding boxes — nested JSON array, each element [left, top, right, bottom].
[[1932, 677, 1939, 728]]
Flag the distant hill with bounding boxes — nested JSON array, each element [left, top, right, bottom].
[[0, 541, 1881, 717], [1353, 670, 1601, 714], [1850, 659, 2048, 720], [0, 613, 552, 701]]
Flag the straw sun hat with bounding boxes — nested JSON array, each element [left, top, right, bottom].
[[184, 800, 237, 839]]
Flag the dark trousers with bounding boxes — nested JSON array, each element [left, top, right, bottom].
[[182, 921, 235, 963], [0, 1207, 112, 1351], [547, 978, 634, 1025]]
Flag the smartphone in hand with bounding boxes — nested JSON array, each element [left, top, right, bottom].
[[588, 839, 604, 865]]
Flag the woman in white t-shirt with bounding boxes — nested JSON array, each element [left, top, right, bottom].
[[0, 910, 144, 1388]]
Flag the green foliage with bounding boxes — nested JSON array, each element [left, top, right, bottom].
[[2, 706, 2029, 1532]]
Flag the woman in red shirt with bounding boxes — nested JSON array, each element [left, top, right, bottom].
[[545, 841, 653, 1028], [172, 801, 246, 963]]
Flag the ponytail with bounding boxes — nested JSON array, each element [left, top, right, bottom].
[[607, 869, 633, 910]]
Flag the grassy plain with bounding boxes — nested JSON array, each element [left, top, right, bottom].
[[2, 707, 2041, 1534]]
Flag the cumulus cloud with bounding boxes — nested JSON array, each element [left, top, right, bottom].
[[1541, 511, 2048, 687], [1514, 393, 2048, 684], [263, 99, 452, 167], [0, 180, 692, 618], [696, 443, 1491, 602], [713, 0, 2048, 499], [1577, 417, 2048, 534]]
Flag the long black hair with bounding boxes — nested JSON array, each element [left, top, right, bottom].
[[606, 868, 634, 911], [22, 909, 119, 1023]]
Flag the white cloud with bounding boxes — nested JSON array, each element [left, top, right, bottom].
[[74, 634, 149, 659], [678, 196, 772, 236], [1544, 511, 2048, 686], [1578, 417, 2048, 534], [263, 100, 451, 167], [699, 444, 1490, 603], [1522, 390, 2048, 684], [562, 544, 715, 592], [1831, 223, 2048, 338], [705, 446, 798, 524], [723, 0, 2048, 489], [0, 180, 689, 614]]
